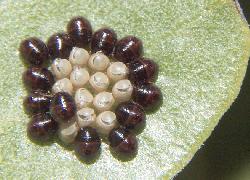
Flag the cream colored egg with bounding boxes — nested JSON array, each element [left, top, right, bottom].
[[70, 67, 90, 89], [51, 58, 72, 79], [95, 111, 118, 135], [52, 78, 73, 95], [69, 47, 90, 66], [112, 79, 133, 103], [88, 52, 110, 71], [93, 92, 115, 112], [74, 88, 93, 109], [107, 62, 128, 82], [89, 72, 110, 92], [58, 121, 79, 144], [76, 107, 96, 128]]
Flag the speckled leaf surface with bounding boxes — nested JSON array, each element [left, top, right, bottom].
[[0, 0, 250, 179]]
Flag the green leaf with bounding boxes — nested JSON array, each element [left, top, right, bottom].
[[0, 0, 250, 179]]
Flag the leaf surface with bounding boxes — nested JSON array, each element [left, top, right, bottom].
[[0, 0, 250, 179]]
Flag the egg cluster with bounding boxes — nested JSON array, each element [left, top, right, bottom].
[[20, 16, 162, 160], [50, 49, 133, 141]]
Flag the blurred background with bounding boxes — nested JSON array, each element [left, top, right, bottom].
[[175, 1, 250, 179]]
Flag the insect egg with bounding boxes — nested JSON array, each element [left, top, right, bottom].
[[74, 88, 93, 109], [132, 83, 162, 111], [70, 67, 90, 89], [93, 92, 115, 112], [27, 113, 58, 142], [107, 62, 128, 82], [114, 36, 143, 63], [69, 47, 90, 66], [50, 92, 76, 123], [19, 37, 49, 66], [76, 107, 96, 128], [47, 33, 74, 59], [74, 127, 101, 158], [67, 16, 92, 48], [128, 58, 158, 83], [88, 52, 110, 71], [23, 67, 54, 91], [89, 72, 110, 92], [95, 111, 118, 135], [24, 91, 52, 114], [115, 101, 145, 130], [112, 79, 133, 103], [51, 58, 72, 79], [108, 127, 138, 155], [52, 78, 73, 95], [58, 121, 79, 144], [91, 27, 117, 56]]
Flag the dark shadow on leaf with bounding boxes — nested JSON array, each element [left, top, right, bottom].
[[27, 130, 55, 146], [109, 146, 137, 162], [130, 120, 146, 135], [75, 148, 101, 165], [55, 136, 74, 151], [145, 94, 163, 115]]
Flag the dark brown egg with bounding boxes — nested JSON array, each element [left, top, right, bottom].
[[67, 16, 92, 48], [115, 101, 145, 130], [23, 67, 54, 91], [19, 37, 49, 66], [114, 36, 143, 63], [50, 92, 76, 123], [133, 83, 162, 111], [109, 127, 137, 154], [128, 58, 158, 84], [74, 127, 101, 158], [27, 113, 58, 142], [47, 33, 73, 59], [91, 28, 117, 56], [24, 91, 52, 114]]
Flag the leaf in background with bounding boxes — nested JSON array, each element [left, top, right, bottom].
[[0, 0, 250, 179]]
